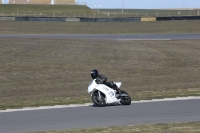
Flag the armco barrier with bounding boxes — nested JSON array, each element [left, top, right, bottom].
[[28, 17, 66, 22], [15, 17, 79, 22], [79, 18, 97, 22], [80, 17, 141, 22], [1, 16, 200, 22], [141, 17, 156, 22], [65, 18, 80, 22], [156, 16, 200, 21], [99, 18, 141, 22], [15, 17, 29, 21], [0, 17, 15, 20]]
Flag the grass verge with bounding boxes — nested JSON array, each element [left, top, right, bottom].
[[0, 5, 199, 17], [0, 4, 95, 16], [1, 20, 200, 34], [0, 38, 200, 109], [100, 9, 200, 17], [29, 122, 200, 133]]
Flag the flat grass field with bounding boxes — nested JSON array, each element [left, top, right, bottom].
[[31, 122, 200, 133], [0, 37, 200, 109], [1, 20, 200, 34]]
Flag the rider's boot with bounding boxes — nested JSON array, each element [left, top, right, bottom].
[[115, 86, 121, 99], [115, 84, 121, 93]]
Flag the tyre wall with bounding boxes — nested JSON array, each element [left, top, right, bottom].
[[157, 16, 200, 21]]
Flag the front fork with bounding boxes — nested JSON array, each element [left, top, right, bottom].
[[98, 91, 102, 100]]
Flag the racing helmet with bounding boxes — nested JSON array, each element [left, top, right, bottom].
[[91, 69, 99, 79]]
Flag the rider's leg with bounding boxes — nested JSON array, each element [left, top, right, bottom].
[[109, 81, 121, 94], [104, 82, 110, 87], [114, 84, 121, 94]]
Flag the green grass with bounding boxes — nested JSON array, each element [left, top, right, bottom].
[[0, 38, 200, 110], [1, 20, 200, 34], [0, 4, 199, 17], [29, 122, 200, 133], [0, 4, 95, 17], [100, 9, 200, 17]]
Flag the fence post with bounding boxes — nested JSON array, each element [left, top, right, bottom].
[[198, 11, 199, 16]]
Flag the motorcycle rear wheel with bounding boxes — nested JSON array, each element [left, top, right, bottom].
[[92, 92, 106, 107], [120, 90, 131, 105]]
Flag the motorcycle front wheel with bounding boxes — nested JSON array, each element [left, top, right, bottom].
[[120, 90, 131, 105], [92, 92, 106, 107]]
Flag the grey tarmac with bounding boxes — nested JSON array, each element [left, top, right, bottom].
[[0, 99, 200, 133]]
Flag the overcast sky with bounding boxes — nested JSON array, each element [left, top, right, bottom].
[[77, 0, 200, 9]]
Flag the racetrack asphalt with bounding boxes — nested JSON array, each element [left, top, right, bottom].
[[0, 33, 200, 40], [0, 99, 200, 133]]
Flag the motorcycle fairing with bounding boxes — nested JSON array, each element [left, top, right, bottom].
[[94, 84, 120, 105]]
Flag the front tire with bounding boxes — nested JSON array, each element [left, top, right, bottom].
[[120, 90, 131, 105], [92, 92, 106, 107]]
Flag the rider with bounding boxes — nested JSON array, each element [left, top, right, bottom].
[[91, 69, 121, 94]]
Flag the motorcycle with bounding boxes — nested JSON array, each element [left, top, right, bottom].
[[88, 79, 131, 107]]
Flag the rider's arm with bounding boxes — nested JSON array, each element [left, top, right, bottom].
[[96, 75, 107, 84]]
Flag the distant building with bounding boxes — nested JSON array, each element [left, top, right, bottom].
[[9, 0, 28, 4], [1, 0, 76, 4], [29, 0, 51, 4], [54, 0, 76, 4]]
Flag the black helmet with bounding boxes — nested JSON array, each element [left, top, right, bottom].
[[91, 69, 99, 79]]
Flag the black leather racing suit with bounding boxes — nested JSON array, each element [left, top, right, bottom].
[[95, 75, 119, 91]]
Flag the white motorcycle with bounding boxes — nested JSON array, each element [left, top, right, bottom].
[[88, 79, 131, 107]]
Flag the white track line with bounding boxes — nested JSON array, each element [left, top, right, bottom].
[[131, 96, 200, 103], [0, 96, 200, 113], [117, 39, 172, 41]]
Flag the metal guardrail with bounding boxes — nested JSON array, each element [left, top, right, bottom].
[[1, 16, 200, 22]]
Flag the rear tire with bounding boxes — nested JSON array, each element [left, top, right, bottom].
[[120, 90, 131, 105], [92, 92, 106, 107]]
